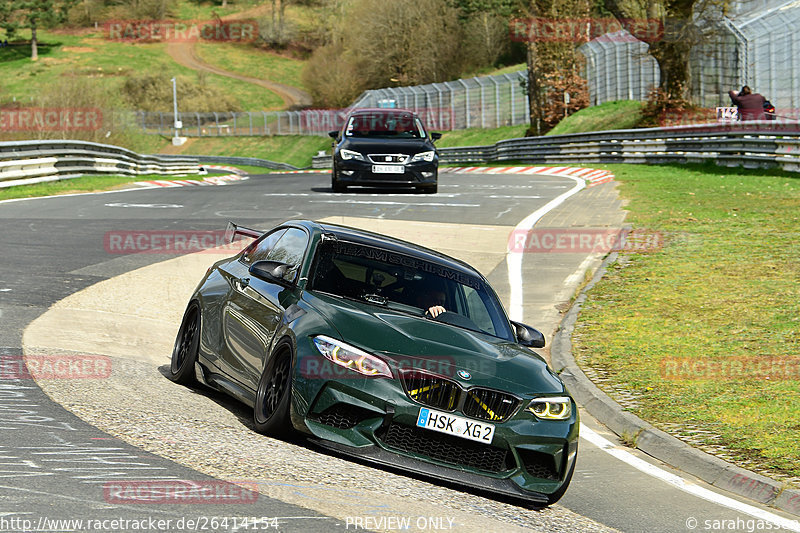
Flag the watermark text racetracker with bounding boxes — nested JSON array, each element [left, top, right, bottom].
[[104, 19, 257, 42], [662, 357, 800, 381], [104, 230, 250, 255], [104, 480, 258, 504], [0, 107, 102, 132], [508, 228, 663, 254], [1, 355, 111, 380], [510, 17, 664, 43]]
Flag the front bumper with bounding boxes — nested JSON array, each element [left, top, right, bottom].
[[334, 159, 438, 188], [293, 376, 579, 502]]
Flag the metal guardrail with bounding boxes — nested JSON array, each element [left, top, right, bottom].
[[0, 140, 199, 184], [437, 122, 800, 173], [154, 154, 300, 171]]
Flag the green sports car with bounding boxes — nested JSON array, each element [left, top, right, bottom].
[[169, 219, 579, 506]]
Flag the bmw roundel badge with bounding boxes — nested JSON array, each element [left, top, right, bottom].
[[457, 370, 471, 380]]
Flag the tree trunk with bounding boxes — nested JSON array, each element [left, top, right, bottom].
[[278, 0, 286, 45], [31, 24, 38, 61], [526, 41, 543, 136], [649, 40, 693, 99], [271, 0, 277, 45]]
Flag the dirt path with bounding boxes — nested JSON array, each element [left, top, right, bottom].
[[166, 41, 312, 109]]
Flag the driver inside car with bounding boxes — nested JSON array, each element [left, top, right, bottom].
[[416, 288, 447, 318]]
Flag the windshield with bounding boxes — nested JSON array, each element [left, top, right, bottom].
[[309, 240, 513, 340], [344, 111, 426, 139]]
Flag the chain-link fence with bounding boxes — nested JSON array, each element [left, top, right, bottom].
[[578, 0, 800, 114], [349, 71, 530, 130], [691, 0, 800, 113], [579, 30, 660, 105], [136, 109, 350, 137], [135, 70, 530, 137]]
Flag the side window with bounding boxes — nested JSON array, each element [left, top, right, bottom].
[[463, 286, 496, 336], [241, 229, 287, 265], [266, 228, 309, 281]]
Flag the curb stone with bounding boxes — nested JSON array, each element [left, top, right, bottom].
[[551, 252, 800, 518]]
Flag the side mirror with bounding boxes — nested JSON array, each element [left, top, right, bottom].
[[328, 130, 339, 139], [250, 260, 292, 283], [430, 132, 442, 141], [511, 321, 545, 348]]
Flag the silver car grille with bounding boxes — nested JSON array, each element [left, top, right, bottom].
[[367, 154, 409, 164]]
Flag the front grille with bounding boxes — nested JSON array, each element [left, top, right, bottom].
[[309, 403, 378, 430], [401, 371, 460, 412], [518, 449, 560, 480], [367, 153, 409, 164], [378, 423, 513, 473], [462, 388, 521, 422]]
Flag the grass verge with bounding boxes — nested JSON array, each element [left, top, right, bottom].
[[573, 162, 800, 484], [0, 30, 282, 111], [547, 100, 644, 136], [436, 125, 527, 147], [195, 42, 306, 89], [178, 135, 331, 168], [0, 174, 177, 201]]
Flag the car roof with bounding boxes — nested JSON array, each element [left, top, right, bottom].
[[287, 219, 481, 279], [346, 108, 419, 117]]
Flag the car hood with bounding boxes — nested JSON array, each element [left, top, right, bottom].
[[305, 292, 564, 395], [340, 137, 434, 156]]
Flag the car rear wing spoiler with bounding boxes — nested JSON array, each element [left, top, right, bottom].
[[224, 222, 264, 244]]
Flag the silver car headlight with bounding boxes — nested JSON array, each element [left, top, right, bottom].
[[527, 396, 572, 420], [411, 151, 435, 162], [340, 149, 365, 161], [312, 335, 392, 378]]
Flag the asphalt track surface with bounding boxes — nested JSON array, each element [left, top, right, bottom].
[[1, 170, 797, 533]]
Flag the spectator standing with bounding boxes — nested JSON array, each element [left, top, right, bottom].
[[729, 86, 767, 120]]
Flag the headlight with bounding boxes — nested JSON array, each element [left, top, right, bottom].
[[339, 149, 364, 161], [411, 151, 435, 162], [312, 335, 392, 378], [527, 397, 572, 420]]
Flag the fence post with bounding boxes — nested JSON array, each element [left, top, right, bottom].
[[458, 79, 470, 129], [196, 112, 201, 136], [492, 76, 500, 127], [505, 74, 516, 125], [446, 82, 456, 130], [436, 84, 444, 130]]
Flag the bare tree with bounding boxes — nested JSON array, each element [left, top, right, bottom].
[[518, 0, 592, 134], [344, 0, 465, 88]]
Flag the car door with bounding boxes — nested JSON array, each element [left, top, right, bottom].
[[221, 227, 309, 390]]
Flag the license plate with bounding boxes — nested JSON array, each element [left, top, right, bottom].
[[415, 408, 495, 444], [372, 164, 405, 174]]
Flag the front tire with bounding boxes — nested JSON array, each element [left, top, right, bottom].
[[332, 170, 346, 193], [253, 344, 294, 437], [169, 302, 200, 385]]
